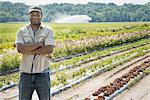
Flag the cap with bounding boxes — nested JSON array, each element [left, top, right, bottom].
[[28, 6, 42, 14]]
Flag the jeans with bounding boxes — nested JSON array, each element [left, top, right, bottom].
[[19, 72, 50, 100]]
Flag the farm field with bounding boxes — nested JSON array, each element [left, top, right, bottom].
[[0, 22, 150, 100]]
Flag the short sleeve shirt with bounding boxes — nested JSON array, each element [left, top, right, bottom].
[[15, 24, 55, 73]]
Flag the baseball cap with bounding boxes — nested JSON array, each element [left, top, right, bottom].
[[28, 6, 42, 14]]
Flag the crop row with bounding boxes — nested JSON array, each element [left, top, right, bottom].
[[85, 59, 150, 100]]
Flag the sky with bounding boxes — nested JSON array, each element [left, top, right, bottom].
[[0, 0, 149, 6]]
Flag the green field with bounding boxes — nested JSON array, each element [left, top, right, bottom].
[[0, 22, 150, 53], [0, 22, 150, 90], [0, 22, 150, 45]]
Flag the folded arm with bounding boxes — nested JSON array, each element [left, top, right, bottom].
[[16, 43, 54, 55], [16, 42, 44, 54]]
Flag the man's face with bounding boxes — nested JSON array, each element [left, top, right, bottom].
[[29, 11, 43, 25]]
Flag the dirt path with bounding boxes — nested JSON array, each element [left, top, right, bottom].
[[52, 54, 150, 100], [114, 74, 150, 100]]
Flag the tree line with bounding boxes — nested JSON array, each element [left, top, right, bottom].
[[0, 1, 150, 22]]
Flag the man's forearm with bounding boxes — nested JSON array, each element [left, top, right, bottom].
[[31, 45, 54, 55], [16, 43, 43, 54]]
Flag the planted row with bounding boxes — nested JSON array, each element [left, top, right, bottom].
[[85, 59, 150, 100], [50, 44, 150, 87], [54, 30, 150, 58], [50, 38, 150, 71], [0, 43, 149, 91], [1, 36, 150, 74]]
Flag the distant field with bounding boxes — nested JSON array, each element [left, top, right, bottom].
[[0, 22, 150, 51]]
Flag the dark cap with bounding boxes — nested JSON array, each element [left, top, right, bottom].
[[28, 6, 42, 13]]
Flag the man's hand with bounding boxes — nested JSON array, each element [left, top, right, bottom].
[[37, 42, 45, 47], [31, 45, 54, 55]]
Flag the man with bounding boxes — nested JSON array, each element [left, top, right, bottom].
[[15, 6, 55, 100]]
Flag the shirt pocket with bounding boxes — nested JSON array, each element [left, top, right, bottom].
[[23, 35, 33, 44]]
